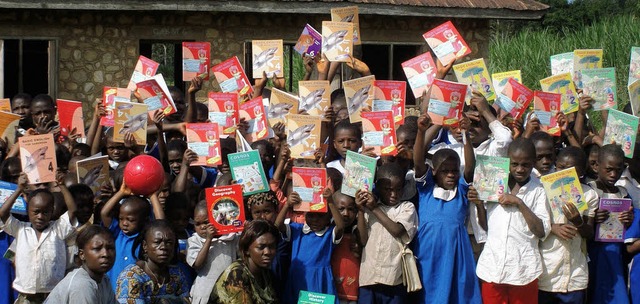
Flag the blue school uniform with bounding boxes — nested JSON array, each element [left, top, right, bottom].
[[106, 219, 139, 292], [284, 222, 339, 304], [411, 170, 481, 304], [626, 209, 640, 304], [0, 232, 17, 304], [271, 234, 291, 298]]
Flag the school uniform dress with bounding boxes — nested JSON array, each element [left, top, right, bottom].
[[412, 170, 481, 304], [0, 232, 17, 304], [186, 233, 238, 304], [106, 219, 139, 292], [617, 169, 640, 304]]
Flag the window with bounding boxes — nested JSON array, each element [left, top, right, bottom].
[[243, 42, 306, 94], [1, 38, 57, 99], [139, 40, 185, 89]]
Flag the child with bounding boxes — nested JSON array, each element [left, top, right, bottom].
[[100, 180, 164, 292], [327, 120, 363, 174], [585, 144, 637, 303], [65, 184, 96, 272], [0, 173, 77, 303], [538, 147, 596, 303], [187, 201, 238, 304], [30, 94, 57, 136], [411, 112, 481, 303], [530, 131, 556, 177], [584, 144, 600, 183], [331, 192, 361, 303], [276, 188, 345, 303], [475, 137, 550, 304], [356, 163, 418, 303]]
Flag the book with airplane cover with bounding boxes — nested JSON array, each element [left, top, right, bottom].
[[423, 21, 471, 66], [373, 80, 406, 125], [292, 167, 328, 213], [182, 42, 211, 81]]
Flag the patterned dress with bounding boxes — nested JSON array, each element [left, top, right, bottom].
[[116, 264, 190, 304], [209, 260, 278, 304]]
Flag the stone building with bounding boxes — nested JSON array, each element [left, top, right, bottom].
[[0, 0, 547, 118]]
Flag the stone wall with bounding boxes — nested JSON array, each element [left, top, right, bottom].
[[0, 9, 490, 118]]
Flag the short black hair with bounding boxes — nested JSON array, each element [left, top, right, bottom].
[[238, 219, 278, 256], [11, 93, 32, 105], [530, 131, 554, 146], [246, 191, 278, 211], [599, 144, 625, 163], [431, 148, 460, 172], [557, 146, 587, 172], [27, 188, 55, 206], [508, 137, 536, 159], [31, 94, 55, 108], [121, 196, 152, 220], [68, 184, 94, 208], [134, 219, 177, 262], [0, 157, 21, 182], [167, 139, 188, 154], [76, 225, 114, 251], [375, 163, 407, 185], [334, 119, 362, 139], [330, 88, 345, 104], [327, 168, 343, 191]]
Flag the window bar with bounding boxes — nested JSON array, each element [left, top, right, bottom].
[[18, 39, 23, 93]]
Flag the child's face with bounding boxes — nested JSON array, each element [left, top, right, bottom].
[[80, 233, 116, 276], [168, 150, 183, 175], [333, 129, 361, 159], [194, 208, 210, 238], [158, 177, 171, 207], [250, 202, 277, 223], [377, 175, 405, 206], [305, 211, 332, 232], [30, 100, 55, 124], [396, 130, 415, 160], [28, 193, 54, 232], [143, 226, 176, 266], [11, 98, 30, 119], [597, 154, 625, 189], [106, 138, 127, 162], [118, 203, 145, 235], [509, 149, 535, 184], [4, 163, 21, 184], [434, 159, 460, 190], [556, 155, 585, 178], [467, 111, 490, 145], [335, 195, 357, 226], [587, 150, 599, 177], [255, 144, 274, 172], [534, 140, 555, 175], [76, 199, 94, 224]]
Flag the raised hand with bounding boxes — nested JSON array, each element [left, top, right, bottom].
[[123, 132, 138, 150], [470, 91, 490, 113], [188, 77, 203, 95], [436, 58, 455, 79], [287, 192, 302, 208], [467, 185, 483, 206], [417, 112, 433, 132], [152, 109, 166, 129], [182, 149, 199, 166], [272, 122, 286, 141]]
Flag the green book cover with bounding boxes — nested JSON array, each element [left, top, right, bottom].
[[581, 68, 617, 111], [473, 155, 510, 202], [341, 150, 377, 197], [298, 291, 336, 304], [605, 109, 639, 158], [629, 47, 640, 85], [550, 52, 573, 76], [228, 150, 269, 196]]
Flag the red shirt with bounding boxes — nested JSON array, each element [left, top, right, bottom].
[[331, 233, 360, 301]]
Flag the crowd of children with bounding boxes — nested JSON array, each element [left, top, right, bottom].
[[1, 17, 640, 304]]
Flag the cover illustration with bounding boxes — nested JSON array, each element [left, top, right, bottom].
[[0, 181, 27, 215], [491, 70, 522, 98], [135, 76, 176, 116], [344, 75, 375, 123], [581, 67, 617, 111], [127, 55, 159, 91], [428, 79, 467, 127], [292, 167, 328, 213], [423, 21, 471, 66], [268, 88, 299, 126], [596, 198, 632, 242], [294, 24, 322, 57], [205, 184, 246, 235], [539, 72, 579, 114], [182, 42, 211, 81], [540, 167, 589, 219], [186, 123, 222, 167], [494, 78, 534, 120], [550, 52, 574, 76], [76, 155, 110, 195], [113, 101, 148, 145], [533, 91, 562, 136], [629, 47, 640, 85], [341, 150, 377, 197], [331, 6, 361, 45], [208, 92, 239, 136], [604, 109, 639, 158], [629, 80, 640, 116], [239, 97, 269, 143], [473, 155, 509, 202], [228, 150, 269, 196], [453, 58, 495, 102], [573, 49, 603, 89], [361, 111, 398, 156], [212, 56, 253, 96], [321, 21, 353, 62], [102, 87, 132, 127], [252, 40, 284, 78], [298, 80, 330, 119], [402, 52, 437, 99], [56, 99, 85, 138], [373, 80, 406, 125], [19, 134, 56, 184], [286, 114, 321, 159]]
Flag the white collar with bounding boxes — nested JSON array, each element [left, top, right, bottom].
[[302, 223, 328, 236], [433, 185, 457, 201]]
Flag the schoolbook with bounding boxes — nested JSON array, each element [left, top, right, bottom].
[[135, 75, 176, 116], [373, 80, 406, 125], [228, 150, 269, 196], [491, 70, 522, 99], [0, 181, 27, 215], [19, 133, 56, 184], [321, 21, 353, 62], [268, 88, 299, 126], [331, 6, 361, 45], [127, 55, 159, 90], [540, 167, 588, 219], [573, 49, 603, 89], [341, 150, 377, 197], [0, 99, 9, 112], [423, 21, 471, 66], [533, 91, 562, 136], [298, 80, 330, 119], [76, 155, 109, 196], [286, 114, 321, 159], [453, 58, 495, 102], [539, 73, 579, 114], [208, 92, 239, 136], [56, 99, 85, 138], [344, 75, 375, 123], [473, 155, 509, 202], [0, 111, 20, 142], [604, 109, 639, 158], [629, 47, 640, 85], [186, 123, 222, 167], [402, 52, 437, 99], [494, 78, 533, 120], [292, 167, 328, 213], [294, 24, 322, 57], [205, 184, 246, 235], [298, 291, 336, 304], [629, 80, 640, 116], [239, 97, 269, 143], [252, 39, 284, 78], [212, 56, 253, 96], [102, 87, 131, 127], [550, 52, 574, 76], [581, 67, 617, 111], [113, 101, 148, 145], [182, 42, 211, 81], [428, 79, 467, 127], [361, 111, 398, 156], [596, 198, 632, 242]]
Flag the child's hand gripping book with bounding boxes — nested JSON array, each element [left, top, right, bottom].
[[581, 67, 617, 111], [539, 73, 579, 114], [268, 88, 299, 126], [127, 55, 159, 91], [423, 21, 471, 66], [102, 87, 131, 127], [205, 184, 246, 235], [473, 155, 509, 202], [212, 56, 253, 96], [344, 75, 375, 123], [294, 24, 322, 57], [113, 101, 148, 145], [286, 114, 321, 160], [402, 52, 436, 99], [208, 92, 239, 136], [341, 150, 377, 197], [453, 58, 495, 103], [56, 99, 85, 138], [604, 109, 639, 158], [252, 40, 284, 78], [321, 21, 353, 62], [19, 133, 57, 184], [540, 167, 589, 219], [182, 42, 211, 81], [494, 78, 534, 120], [533, 91, 563, 136], [0, 181, 27, 215], [361, 111, 398, 156], [292, 167, 328, 213], [373, 80, 406, 125], [298, 80, 330, 119], [239, 97, 269, 143], [228, 150, 269, 196], [186, 123, 222, 167], [428, 79, 467, 127], [135, 75, 176, 116], [596, 198, 632, 242], [573, 49, 603, 89]]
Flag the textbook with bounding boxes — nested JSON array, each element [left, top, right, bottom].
[[208, 92, 239, 136], [361, 111, 398, 156], [341, 150, 377, 197], [212, 56, 253, 96], [298, 291, 336, 304], [56, 99, 85, 138], [581, 67, 617, 111], [101, 87, 131, 127], [494, 78, 534, 120], [533, 91, 562, 136], [268, 88, 299, 126], [573, 49, 603, 89], [373, 80, 406, 125], [298, 80, 330, 119], [629, 80, 640, 116], [491, 70, 522, 99], [294, 24, 322, 57], [0, 181, 27, 215], [239, 97, 269, 143], [629, 47, 640, 85], [453, 58, 495, 102], [0, 98, 10, 112], [113, 101, 148, 145], [182, 42, 211, 81], [344, 75, 375, 123], [205, 184, 246, 235], [76, 155, 109, 196], [252, 39, 283, 78], [550, 52, 574, 76], [604, 109, 639, 158], [428, 79, 467, 127], [596, 198, 632, 242], [286, 114, 321, 160], [473, 155, 509, 202], [539, 73, 579, 114], [402, 52, 437, 99], [127, 55, 159, 91], [228, 150, 269, 196], [423, 21, 471, 66], [292, 167, 328, 213], [321, 21, 353, 62], [135, 75, 176, 116], [0, 111, 20, 142], [186, 123, 222, 167], [19, 133, 56, 184], [540, 167, 588, 219], [331, 6, 361, 45]]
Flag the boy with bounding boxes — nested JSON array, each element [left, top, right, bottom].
[[331, 192, 361, 303], [530, 131, 556, 177], [475, 138, 550, 304], [30, 94, 58, 137], [0, 173, 77, 303]]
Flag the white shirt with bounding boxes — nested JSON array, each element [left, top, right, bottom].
[[44, 267, 116, 304], [186, 233, 238, 304], [616, 168, 640, 208], [326, 159, 345, 175], [0, 212, 76, 293], [476, 176, 551, 285], [538, 184, 598, 292]]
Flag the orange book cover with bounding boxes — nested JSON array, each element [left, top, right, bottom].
[[292, 167, 328, 212], [344, 75, 375, 123], [56, 99, 85, 138], [102, 87, 132, 127], [208, 92, 239, 136], [127, 55, 159, 90], [19, 134, 57, 184], [362, 111, 398, 156], [268, 88, 299, 126]]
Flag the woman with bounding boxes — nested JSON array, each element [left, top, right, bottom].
[[116, 220, 190, 303], [209, 219, 278, 304], [45, 225, 117, 303]]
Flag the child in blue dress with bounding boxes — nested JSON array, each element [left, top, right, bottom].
[[411, 112, 482, 304], [275, 187, 345, 303]]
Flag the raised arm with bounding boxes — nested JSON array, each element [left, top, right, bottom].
[[355, 189, 371, 246], [557, 112, 580, 148], [272, 143, 290, 184], [413, 112, 441, 178], [0, 173, 27, 223], [57, 182, 77, 223], [190, 224, 216, 270], [100, 182, 133, 228], [275, 192, 301, 235], [573, 96, 592, 143], [86, 100, 106, 150], [185, 78, 202, 123], [460, 116, 475, 182], [325, 188, 344, 240], [151, 110, 169, 172], [173, 149, 199, 193]]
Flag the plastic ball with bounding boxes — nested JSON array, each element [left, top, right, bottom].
[[123, 155, 164, 196]]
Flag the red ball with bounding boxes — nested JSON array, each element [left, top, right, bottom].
[[124, 155, 165, 196]]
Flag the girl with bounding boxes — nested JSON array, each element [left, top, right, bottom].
[[411, 112, 482, 303], [275, 188, 345, 303], [327, 120, 363, 174]]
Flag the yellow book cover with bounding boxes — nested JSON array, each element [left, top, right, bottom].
[[298, 80, 331, 119], [0, 111, 21, 143], [76, 155, 110, 195], [453, 58, 495, 102], [268, 88, 299, 126], [331, 6, 361, 45], [344, 75, 375, 123], [19, 134, 56, 184], [0, 99, 10, 112], [540, 167, 588, 220], [539, 72, 579, 114], [321, 21, 353, 62], [491, 70, 522, 98], [252, 40, 284, 79], [573, 49, 603, 89], [113, 101, 148, 145], [286, 114, 322, 159]]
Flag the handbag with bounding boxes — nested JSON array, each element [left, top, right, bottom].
[[398, 240, 423, 292]]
